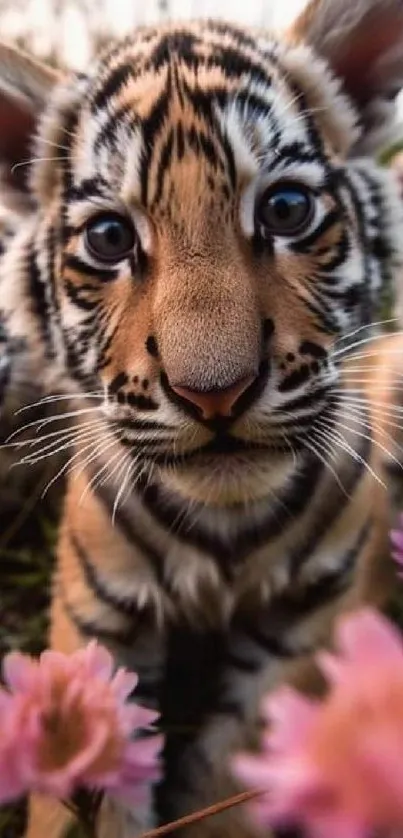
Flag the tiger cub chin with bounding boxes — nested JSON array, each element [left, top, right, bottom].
[[0, 0, 403, 836]]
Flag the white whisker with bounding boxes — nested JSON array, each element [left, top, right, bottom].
[[41, 435, 113, 498], [8, 406, 102, 440], [333, 330, 403, 359], [316, 415, 386, 489], [112, 458, 138, 525], [334, 392, 403, 421], [333, 318, 398, 347], [11, 156, 70, 174], [18, 425, 103, 466], [78, 443, 126, 505], [298, 428, 351, 499], [16, 391, 103, 413], [37, 137, 70, 153]]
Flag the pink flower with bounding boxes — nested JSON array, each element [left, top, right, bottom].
[[0, 641, 163, 802], [390, 515, 403, 572], [233, 608, 403, 838], [0, 689, 27, 803]]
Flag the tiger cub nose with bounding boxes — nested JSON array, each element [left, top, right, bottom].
[[170, 375, 255, 420]]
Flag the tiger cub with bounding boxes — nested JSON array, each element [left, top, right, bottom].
[[0, 0, 403, 836]]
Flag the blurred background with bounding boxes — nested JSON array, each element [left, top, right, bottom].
[[0, 0, 306, 69], [1, 0, 402, 114]]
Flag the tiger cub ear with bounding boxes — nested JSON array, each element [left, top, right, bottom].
[[0, 43, 62, 201], [287, 0, 403, 153]]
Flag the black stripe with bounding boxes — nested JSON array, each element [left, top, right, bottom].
[[65, 176, 109, 202], [228, 519, 371, 676], [27, 244, 54, 359], [60, 106, 81, 218], [223, 628, 294, 675], [61, 594, 138, 645], [274, 386, 330, 415], [319, 228, 350, 274], [64, 254, 119, 282], [230, 626, 294, 660], [285, 77, 329, 168], [147, 31, 199, 72], [94, 104, 135, 153], [117, 418, 171, 431], [140, 73, 173, 205], [108, 371, 128, 393], [269, 413, 322, 432], [138, 451, 323, 571], [279, 363, 311, 393], [267, 143, 319, 171], [152, 128, 175, 208], [205, 46, 269, 86], [270, 415, 321, 434], [290, 209, 341, 253], [70, 530, 147, 619], [181, 77, 224, 121], [219, 128, 236, 191], [62, 327, 99, 388], [176, 122, 185, 160], [64, 279, 98, 311], [263, 517, 373, 636], [60, 223, 79, 244], [289, 428, 371, 576], [46, 225, 62, 329], [204, 20, 263, 51], [198, 131, 219, 169], [304, 295, 338, 335], [93, 478, 165, 584], [338, 169, 372, 327], [299, 341, 327, 359], [290, 518, 372, 614], [126, 392, 158, 411], [91, 63, 136, 113], [96, 323, 118, 369]]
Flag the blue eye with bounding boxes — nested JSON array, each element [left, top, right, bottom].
[[85, 213, 136, 263], [256, 182, 314, 237]]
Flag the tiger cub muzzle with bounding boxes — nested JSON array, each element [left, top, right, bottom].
[[160, 360, 270, 429]]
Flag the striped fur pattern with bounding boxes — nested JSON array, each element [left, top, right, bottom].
[[0, 2, 403, 835]]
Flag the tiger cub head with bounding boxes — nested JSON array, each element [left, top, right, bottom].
[[0, 0, 403, 504]]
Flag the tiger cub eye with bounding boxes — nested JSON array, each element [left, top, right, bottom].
[[256, 182, 314, 237], [85, 213, 136, 263]]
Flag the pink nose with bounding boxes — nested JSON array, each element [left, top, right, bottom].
[[170, 375, 255, 420]]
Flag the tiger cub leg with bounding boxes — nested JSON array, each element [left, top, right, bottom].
[[25, 472, 166, 838], [173, 480, 393, 838]]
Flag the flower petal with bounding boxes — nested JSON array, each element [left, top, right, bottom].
[[80, 641, 114, 681], [262, 687, 319, 752], [3, 652, 37, 693], [334, 608, 403, 668], [309, 813, 367, 838], [111, 668, 138, 701], [0, 640, 163, 804]]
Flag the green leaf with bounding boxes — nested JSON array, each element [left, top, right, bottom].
[[64, 822, 89, 838]]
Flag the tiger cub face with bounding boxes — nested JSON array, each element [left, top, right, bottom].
[[0, 0, 403, 503]]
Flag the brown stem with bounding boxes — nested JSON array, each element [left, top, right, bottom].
[[140, 789, 263, 838]]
